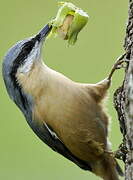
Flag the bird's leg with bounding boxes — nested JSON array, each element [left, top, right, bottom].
[[104, 142, 128, 162], [93, 53, 128, 99], [107, 53, 128, 81]]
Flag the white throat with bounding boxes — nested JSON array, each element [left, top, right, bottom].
[[18, 42, 42, 74]]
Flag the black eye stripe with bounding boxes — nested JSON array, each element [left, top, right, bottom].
[[10, 36, 39, 89], [9, 37, 38, 109], [21, 41, 35, 58], [10, 37, 37, 79]]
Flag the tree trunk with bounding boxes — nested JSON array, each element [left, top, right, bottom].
[[114, 0, 133, 179]]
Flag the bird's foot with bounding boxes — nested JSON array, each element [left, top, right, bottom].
[[108, 53, 129, 80], [114, 143, 128, 162], [104, 143, 128, 162]]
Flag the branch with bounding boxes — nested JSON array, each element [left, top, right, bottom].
[[114, 0, 133, 179]]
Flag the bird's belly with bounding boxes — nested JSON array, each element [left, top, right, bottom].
[[54, 116, 107, 162], [48, 110, 107, 162], [34, 91, 108, 162]]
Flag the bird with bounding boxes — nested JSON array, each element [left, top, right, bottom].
[[2, 24, 123, 180]]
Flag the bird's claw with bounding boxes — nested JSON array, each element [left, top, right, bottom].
[[114, 143, 128, 162], [113, 58, 129, 70], [108, 53, 129, 80]]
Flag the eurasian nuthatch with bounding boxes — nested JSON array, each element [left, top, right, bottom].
[[2, 24, 123, 180]]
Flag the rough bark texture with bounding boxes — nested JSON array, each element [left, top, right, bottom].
[[114, 0, 133, 179]]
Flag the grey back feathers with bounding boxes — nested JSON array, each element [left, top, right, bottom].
[[2, 38, 35, 120], [3, 38, 32, 79]]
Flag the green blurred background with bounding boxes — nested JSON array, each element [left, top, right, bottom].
[[0, 0, 127, 180]]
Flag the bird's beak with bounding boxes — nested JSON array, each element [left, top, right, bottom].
[[38, 24, 52, 41]]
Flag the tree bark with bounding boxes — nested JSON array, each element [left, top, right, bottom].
[[114, 0, 133, 179]]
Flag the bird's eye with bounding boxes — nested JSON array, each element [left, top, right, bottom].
[[24, 45, 32, 52], [22, 42, 34, 54]]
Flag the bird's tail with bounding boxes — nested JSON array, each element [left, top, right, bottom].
[[92, 154, 124, 180]]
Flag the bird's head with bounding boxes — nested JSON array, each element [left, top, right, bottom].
[[2, 24, 52, 117]]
